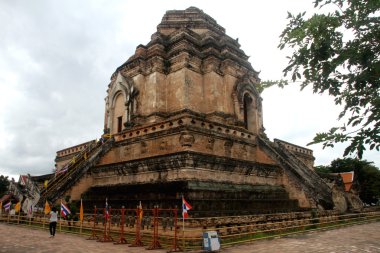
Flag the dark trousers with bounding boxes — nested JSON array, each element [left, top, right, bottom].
[[49, 221, 57, 236]]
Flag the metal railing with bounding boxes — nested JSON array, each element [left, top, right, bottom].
[[40, 137, 114, 203], [1, 209, 379, 251]]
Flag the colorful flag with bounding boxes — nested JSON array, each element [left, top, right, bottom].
[[0, 201, 2, 210], [182, 197, 192, 219], [15, 202, 21, 212], [80, 199, 84, 222], [44, 180, 48, 189], [56, 165, 68, 175], [61, 201, 71, 217], [4, 201, 11, 211], [28, 203, 33, 216], [84, 152, 87, 160], [44, 200, 51, 215], [139, 201, 143, 221], [105, 198, 109, 220]]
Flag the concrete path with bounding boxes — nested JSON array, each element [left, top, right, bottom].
[[223, 222, 380, 253], [0, 222, 379, 252]]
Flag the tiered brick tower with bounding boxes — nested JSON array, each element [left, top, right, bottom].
[[58, 7, 337, 216]]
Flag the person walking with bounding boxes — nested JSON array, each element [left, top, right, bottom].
[[49, 207, 58, 238]]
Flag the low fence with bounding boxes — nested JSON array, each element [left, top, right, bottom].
[[0, 208, 379, 251]]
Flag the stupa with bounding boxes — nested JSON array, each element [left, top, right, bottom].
[[43, 7, 348, 216]]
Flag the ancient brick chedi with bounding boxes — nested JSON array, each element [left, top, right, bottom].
[[47, 7, 355, 216]]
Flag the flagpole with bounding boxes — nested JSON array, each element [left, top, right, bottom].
[[80, 198, 83, 235], [28, 202, 32, 225], [7, 201, 11, 223], [60, 199, 62, 232], [182, 194, 185, 251], [43, 202, 46, 229], [17, 204, 21, 224]]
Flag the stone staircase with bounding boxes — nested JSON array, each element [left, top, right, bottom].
[[258, 137, 334, 209], [40, 137, 114, 204]]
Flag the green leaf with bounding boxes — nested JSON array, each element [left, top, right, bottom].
[[278, 0, 380, 159]]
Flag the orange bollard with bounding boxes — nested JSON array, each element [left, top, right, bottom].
[[148, 206, 162, 250], [130, 205, 144, 247], [87, 206, 99, 240], [98, 207, 113, 242], [115, 206, 128, 244], [168, 207, 181, 252]]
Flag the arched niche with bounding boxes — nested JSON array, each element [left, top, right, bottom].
[[243, 93, 255, 131], [233, 79, 263, 134], [111, 92, 125, 134], [105, 72, 138, 134]]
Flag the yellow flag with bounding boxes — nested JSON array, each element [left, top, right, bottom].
[[84, 152, 87, 160], [44, 180, 48, 189], [0, 201, 2, 209], [139, 201, 143, 221], [44, 201, 51, 215], [79, 199, 84, 222], [15, 202, 21, 212]]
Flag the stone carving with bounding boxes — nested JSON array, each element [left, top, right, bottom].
[[240, 144, 248, 157], [345, 192, 363, 212], [159, 140, 168, 150], [224, 140, 233, 156], [140, 141, 147, 154], [206, 138, 215, 150], [179, 131, 195, 147], [332, 186, 348, 213], [123, 146, 131, 156], [125, 82, 139, 123]]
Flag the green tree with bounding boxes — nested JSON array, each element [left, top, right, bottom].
[[0, 175, 10, 197], [359, 165, 380, 204], [314, 165, 332, 174], [316, 158, 380, 204], [278, 0, 380, 158], [329, 157, 372, 173]]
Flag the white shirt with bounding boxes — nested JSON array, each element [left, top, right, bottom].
[[50, 211, 58, 222]]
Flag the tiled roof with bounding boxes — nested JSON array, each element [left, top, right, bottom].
[[331, 171, 354, 192]]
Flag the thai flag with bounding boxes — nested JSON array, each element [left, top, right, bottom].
[[28, 203, 33, 215], [105, 198, 109, 220], [4, 201, 11, 211], [56, 165, 68, 175], [61, 202, 71, 217], [182, 197, 192, 219]]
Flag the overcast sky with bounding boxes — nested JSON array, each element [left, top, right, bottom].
[[0, 0, 378, 179]]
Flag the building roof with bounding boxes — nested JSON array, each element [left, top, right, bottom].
[[332, 171, 354, 192], [19, 175, 28, 186]]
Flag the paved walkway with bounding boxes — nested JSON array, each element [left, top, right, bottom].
[[0, 222, 379, 252], [223, 222, 380, 253]]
